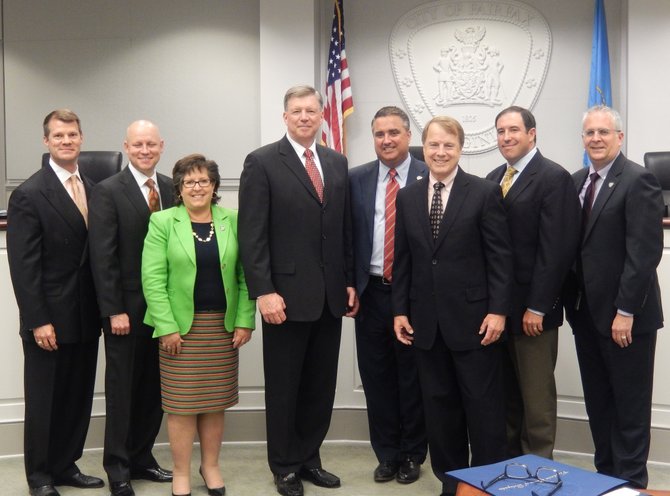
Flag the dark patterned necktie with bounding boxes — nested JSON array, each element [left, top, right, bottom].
[[582, 171, 599, 228], [430, 182, 445, 240]]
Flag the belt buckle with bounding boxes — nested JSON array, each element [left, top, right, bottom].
[[381, 276, 392, 285]]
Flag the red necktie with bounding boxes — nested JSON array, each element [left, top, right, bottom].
[[383, 169, 400, 282], [146, 178, 160, 213], [304, 149, 324, 202]]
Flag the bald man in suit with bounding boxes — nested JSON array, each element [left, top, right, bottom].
[[89, 120, 174, 496]]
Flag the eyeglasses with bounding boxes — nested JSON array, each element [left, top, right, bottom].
[[481, 463, 562, 496], [582, 128, 620, 138], [182, 179, 213, 189]]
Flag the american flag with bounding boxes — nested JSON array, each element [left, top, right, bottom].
[[322, 0, 354, 154]]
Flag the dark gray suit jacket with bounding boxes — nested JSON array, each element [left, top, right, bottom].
[[564, 153, 664, 335], [487, 150, 580, 334], [349, 156, 427, 296], [238, 135, 353, 321], [88, 166, 174, 336], [392, 167, 514, 351]]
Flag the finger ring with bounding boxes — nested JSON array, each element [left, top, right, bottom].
[[622, 336, 627, 341], [37, 340, 43, 345]]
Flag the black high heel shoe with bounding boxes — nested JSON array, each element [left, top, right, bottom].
[[199, 467, 226, 496]]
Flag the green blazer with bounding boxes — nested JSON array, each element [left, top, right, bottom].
[[142, 204, 256, 338]]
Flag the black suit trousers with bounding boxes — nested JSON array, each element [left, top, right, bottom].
[[414, 333, 507, 493], [103, 332, 162, 481], [355, 280, 427, 464], [23, 339, 98, 488], [572, 299, 656, 489], [262, 305, 342, 474]]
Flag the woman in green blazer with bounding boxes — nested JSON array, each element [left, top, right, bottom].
[[142, 154, 255, 496]]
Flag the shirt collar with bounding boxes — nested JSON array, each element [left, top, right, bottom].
[[508, 146, 537, 174], [286, 133, 317, 159], [429, 166, 458, 190], [128, 162, 158, 188], [49, 158, 81, 184], [378, 154, 411, 183], [589, 152, 620, 179]]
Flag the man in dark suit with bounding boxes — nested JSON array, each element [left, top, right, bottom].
[[238, 85, 358, 496], [89, 120, 174, 496], [564, 105, 664, 489], [393, 116, 513, 496], [486, 106, 580, 458], [7, 109, 104, 496], [349, 106, 427, 484]]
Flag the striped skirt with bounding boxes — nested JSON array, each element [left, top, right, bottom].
[[158, 311, 239, 414]]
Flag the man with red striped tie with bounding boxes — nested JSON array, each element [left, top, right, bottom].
[[349, 106, 428, 485]]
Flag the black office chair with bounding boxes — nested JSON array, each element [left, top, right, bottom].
[[643, 151, 670, 216], [42, 151, 123, 184], [409, 146, 424, 162]]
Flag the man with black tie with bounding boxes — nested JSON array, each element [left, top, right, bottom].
[[393, 116, 513, 496], [89, 120, 174, 496], [564, 105, 664, 489], [238, 85, 358, 496], [486, 106, 580, 458], [7, 109, 104, 496], [349, 106, 427, 484]]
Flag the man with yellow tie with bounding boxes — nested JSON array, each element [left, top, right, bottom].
[[89, 120, 174, 496], [486, 106, 580, 459], [8, 109, 104, 496]]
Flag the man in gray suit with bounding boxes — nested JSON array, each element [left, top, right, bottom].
[[565, 105, 664, 489], [349, 106, 427, 484], [89, 120, 174, 496]]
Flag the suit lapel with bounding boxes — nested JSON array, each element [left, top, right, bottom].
[[434, 168, 468, 251], [120, 166, 152, 220], [410, 177, 434, 244], [213, 207, 231, 262], [173, 206, 197, 266], [360, 163, 379, 247], [41, 166, 87, 238], [583, 156, 624, 241], [504, 153, 541, 204], [279, 137, 322, 204], [158, 174, 175, 208]]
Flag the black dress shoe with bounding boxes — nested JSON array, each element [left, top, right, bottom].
[[130, 466, 173, 483], [298, 467, 341, 488], [55, 472, 105, 488], [396, 458, 420, 484], [274, 473, 303, 496], [110, 480, 135, 496], [199, 467, 226, 496], [374, 460, 399, 482], [29, 485, 60, 496]]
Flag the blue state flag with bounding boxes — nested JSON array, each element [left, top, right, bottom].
[[584, 0, 612, 166]]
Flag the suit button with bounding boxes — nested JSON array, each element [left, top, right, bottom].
[[322, 235, 327, 240], [432, 259, 438, 265], [221, 263, 226, 269]]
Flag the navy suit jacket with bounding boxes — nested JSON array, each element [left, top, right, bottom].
[[486, 150, 580, 334], [349, 156, 427, 296], [564, 153, 664, 336], [392, 167, 514, 351]]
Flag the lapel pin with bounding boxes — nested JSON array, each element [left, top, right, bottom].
[[220, 226, 225, 231], [417, 175, 423, 180], [608, 182, 614, 188]]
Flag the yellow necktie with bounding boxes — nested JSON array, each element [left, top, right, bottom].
[[501, 166, 518, 197]]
